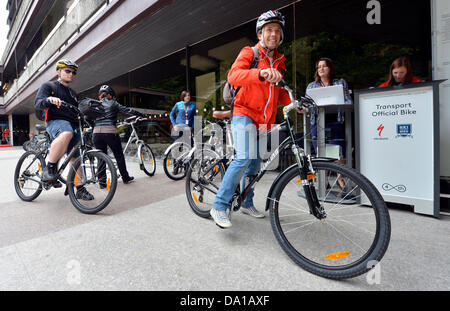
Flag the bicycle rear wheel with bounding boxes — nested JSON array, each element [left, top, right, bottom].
[[163, 142, 190, 180], [14, 151, 44, 201], [186, 149, 225, 218], [269, 161, 391, 280], [66, 151, 118, 214], [139, 143, 156, 176]]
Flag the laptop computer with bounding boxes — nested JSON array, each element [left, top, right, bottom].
[[306, 84, 345, 107]]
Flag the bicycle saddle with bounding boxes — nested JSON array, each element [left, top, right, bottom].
[[36, 124, 47, 132]]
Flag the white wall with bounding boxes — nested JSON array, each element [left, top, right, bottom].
[[432, 0, 450, 178]]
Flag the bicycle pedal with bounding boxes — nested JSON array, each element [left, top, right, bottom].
[[52, 181, 63, 188], [42, 182, 53, 191]]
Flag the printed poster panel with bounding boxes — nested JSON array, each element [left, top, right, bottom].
[[359, 86, 435, 215]]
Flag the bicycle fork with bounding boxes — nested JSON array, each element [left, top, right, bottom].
[[292, 145, 326, 220]]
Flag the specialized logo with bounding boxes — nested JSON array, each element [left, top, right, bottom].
[[374, 124, 388, 141], [396, 124, 413, 138], [377, 124, 385, 136]]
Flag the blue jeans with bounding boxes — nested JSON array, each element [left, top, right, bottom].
[[213, 116, 261, 211]]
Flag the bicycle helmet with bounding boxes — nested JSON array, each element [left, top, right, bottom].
[[256, 10, 286, 48], [98, 85, 116, 98], [56, 59, 79, 71]]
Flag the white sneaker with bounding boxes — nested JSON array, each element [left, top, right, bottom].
[[241, 206, 265, 218], [210, 208, 232, 229]]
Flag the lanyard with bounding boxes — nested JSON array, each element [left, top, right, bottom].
[[183, 103, 190, 120]]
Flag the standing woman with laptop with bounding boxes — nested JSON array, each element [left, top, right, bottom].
[[306, 58, 352, 188]]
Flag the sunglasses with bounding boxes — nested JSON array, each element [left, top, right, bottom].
[[63, 69, 77, 75]]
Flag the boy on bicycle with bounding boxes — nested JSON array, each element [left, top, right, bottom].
[[34, 59, 93, 200], [210, 10, 292, 228]]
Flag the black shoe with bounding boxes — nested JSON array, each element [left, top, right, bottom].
[[41, 166, 57, 182], [76, 187, 94, 201], [123, 176, 134, 184], [52, 180, 62, 188], [64, 187, 69, 196]]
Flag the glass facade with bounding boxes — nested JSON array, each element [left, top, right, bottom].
[[79, 0, 431, 152]]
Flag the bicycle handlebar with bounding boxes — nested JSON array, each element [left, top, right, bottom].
[[58, 100, 81, 113], [276, 80, 318, 117], [122, 115, 149, 125]]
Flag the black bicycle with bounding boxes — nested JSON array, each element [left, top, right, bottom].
[[186, 81, 391, 280], [23, 124, 50, 153], [14, 101, 118, 214]]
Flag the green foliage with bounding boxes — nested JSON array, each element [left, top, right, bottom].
[[282, 32, 422, 91], [145, 74, 187, 113]]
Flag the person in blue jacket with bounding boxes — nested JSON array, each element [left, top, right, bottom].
[[169, 91, 196, 143]]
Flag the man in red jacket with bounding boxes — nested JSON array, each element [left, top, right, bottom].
[[210, 10, 291, 228]]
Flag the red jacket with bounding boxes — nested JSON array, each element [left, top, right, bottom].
[[228, 43, 291, 129], [378, 76, 423, 88]]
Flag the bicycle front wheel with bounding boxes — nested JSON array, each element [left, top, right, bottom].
[[139, 143, 156, 176], [186, 149, 225, 218], [163, 142, 190, 180], [66, 151, 118, 214], [269, 161, 391, 280], [14, 151, 44, 201]]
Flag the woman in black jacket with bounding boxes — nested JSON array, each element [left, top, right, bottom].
[[93, 85, 145, 184]]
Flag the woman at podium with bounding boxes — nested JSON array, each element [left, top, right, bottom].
[[378, 56, 423, 87], [306, 58, 352, 185]]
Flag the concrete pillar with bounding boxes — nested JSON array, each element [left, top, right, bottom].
[[8, 114, 13, 146]]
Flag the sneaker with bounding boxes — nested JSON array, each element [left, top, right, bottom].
[[76, 187, 94, 201], [41, 166, 57, 182], [123, 176, 134, 184], [241, 206, 265, 218], [52, 180, 62, 188], [210, 208, 232, 229]]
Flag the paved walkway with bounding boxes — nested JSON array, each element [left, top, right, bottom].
[[0, 147, 449, 291]]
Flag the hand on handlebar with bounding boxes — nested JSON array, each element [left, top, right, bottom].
[[259, 68, 283, 84], [47, 97, 62, 108]]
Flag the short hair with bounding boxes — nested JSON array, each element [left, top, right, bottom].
[[180, 91, 190, 101]]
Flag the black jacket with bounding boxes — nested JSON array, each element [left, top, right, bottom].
[[34, 81, 79, 124], [94, 99, 145, 127]]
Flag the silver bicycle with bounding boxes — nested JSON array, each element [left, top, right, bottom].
[[117, 116, 156, 177], [162, 120, 226, 180]]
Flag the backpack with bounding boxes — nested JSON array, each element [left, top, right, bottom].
[[35, 81, 58, 122], [78, 98, 105, 119], [223, 46, 259, 107]]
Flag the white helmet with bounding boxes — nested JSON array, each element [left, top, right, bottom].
[[256, 10, 286, 48]]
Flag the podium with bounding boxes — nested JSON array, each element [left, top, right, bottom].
[[355, 81, 444, 217], [304, 104, 354, 167]]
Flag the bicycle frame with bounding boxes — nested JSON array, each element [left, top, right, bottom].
[[195, 82, 328, 218], [122, 120, 145, 155], [25, 105, 98, 188]]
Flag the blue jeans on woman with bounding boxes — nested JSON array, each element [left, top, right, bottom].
[[213, 116, 262, 212]]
